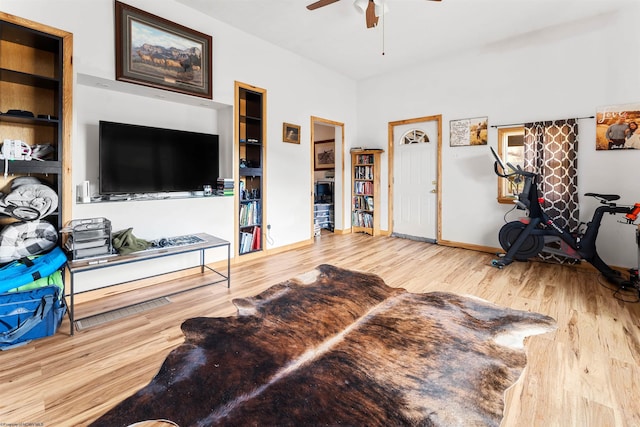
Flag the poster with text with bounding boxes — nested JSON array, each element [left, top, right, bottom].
[[596, 103, 640, 150], [450, 117, 488, 147]]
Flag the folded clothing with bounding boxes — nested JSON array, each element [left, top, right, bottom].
[[0, 220, 58, 264], [112, 228, 151, 255], [0, 177, 58, 221]]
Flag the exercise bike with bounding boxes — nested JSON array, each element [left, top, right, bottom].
[[489, 147, 640, 296]]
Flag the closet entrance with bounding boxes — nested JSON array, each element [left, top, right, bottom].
[[311, 117, 344, 239]]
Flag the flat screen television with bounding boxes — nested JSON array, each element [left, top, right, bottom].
[[315, 182, 333, 203], [99, 120, 219, 195]]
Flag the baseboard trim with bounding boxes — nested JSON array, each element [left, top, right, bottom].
[[333, 228, 351, 235], [437, 239, 635, 274], [232, 234, 635, 276], [438, 239, 500, 254]]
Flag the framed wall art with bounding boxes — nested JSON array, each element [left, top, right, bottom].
[[596, 103, 640, 150], [283, 123, 301, 144], [314, 141, 335, 170], [449, 116, 488, 147], [115, 1, 213, 99]]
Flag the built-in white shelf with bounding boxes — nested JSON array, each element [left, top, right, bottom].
[[76, 73, 232, 110], [77, 192, 233, 204]]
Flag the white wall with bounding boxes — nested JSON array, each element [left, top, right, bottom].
[[0, 0, 356, 289], [3, 0, 639, 274], [357, 2, 640, 268], [0, 0, 357, 251]]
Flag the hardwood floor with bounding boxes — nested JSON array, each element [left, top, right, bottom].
[[1, 232, 639, 426]]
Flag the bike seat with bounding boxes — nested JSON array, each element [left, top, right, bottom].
[[584, 192, 620, 201]]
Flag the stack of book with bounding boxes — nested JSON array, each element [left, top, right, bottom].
[[352, 211, 374, 228], [240, 226, 261, 254], [217, 178, 234, 196], [239, 201, 261, 226], [354, 181, 373, 195], [353, 195, 374, 211]]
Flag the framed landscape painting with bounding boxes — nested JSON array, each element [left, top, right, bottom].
[[115, 1, 213, 99]]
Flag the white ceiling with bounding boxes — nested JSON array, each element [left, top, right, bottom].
[[175, 0, 624, 81]]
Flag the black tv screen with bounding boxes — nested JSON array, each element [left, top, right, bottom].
[[99, 120, 219, 195]]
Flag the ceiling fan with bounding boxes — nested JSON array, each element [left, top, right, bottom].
[[307, 0, 442, 29]]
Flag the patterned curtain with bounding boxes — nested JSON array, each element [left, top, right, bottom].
[[523, 119, 579, 263]]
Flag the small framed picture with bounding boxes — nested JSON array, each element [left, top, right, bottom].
[[450, 116, 488, 147], [283, 123, 301, 144], [314, 141, 335, 170]]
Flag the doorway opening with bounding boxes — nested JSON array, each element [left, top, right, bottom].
[[311, 116, 344, 239]]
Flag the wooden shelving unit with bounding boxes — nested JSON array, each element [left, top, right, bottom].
[[351, 149, 382, 236], [0, 12, 73, 231], [235, 81, 266, 256]]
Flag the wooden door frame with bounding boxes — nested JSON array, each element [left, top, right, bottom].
[[387, 115, 442, 242], [234, 81, 267, 258], [0, 12, 73, 228], [310, 116, 345, 238]]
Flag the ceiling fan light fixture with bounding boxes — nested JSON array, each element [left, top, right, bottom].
[[372, 0, 389, 17], [353, 0, 369, 14], [354, 0, 389, 16]]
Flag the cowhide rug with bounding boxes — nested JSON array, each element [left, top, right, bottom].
[[91, 264, 556, 427]]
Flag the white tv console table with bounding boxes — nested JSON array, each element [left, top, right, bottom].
[[65, 233, 230, 335]]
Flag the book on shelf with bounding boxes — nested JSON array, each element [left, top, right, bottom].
[[252, 226, 261, 251], [217, 178, 234, 196], [354, 165, 373, 179], [352, 211, 373, 228], [354, 181, 373, 195], [239, 226, 262, 253], [240, 231, 252, 254], [353, 195, 371, 210], [355, 154, 374, 165], [239, 201, 261, 226]]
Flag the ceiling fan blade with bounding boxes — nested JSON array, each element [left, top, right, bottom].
[[365, 0, 379, 28], [307, 0, 340, 10]]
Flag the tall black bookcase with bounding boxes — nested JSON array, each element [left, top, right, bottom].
[[235, 82, 266, 256]]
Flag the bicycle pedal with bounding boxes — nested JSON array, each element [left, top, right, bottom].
[[491, 259, 505, 269]]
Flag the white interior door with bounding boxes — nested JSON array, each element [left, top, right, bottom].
[[393, 122, 438, 242]]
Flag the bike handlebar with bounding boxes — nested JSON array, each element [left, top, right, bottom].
[[490, 147, 536, 179], [490, 147, 640, 224], [493, 160, 536, 180], [626, 203, 640, 222]]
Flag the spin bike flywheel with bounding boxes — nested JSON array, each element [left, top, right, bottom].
[[498, 221, 545, 261]]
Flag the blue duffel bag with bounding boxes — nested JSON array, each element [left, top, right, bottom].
[[0, 283, 67, 349], [0, 246, 67, 293]]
